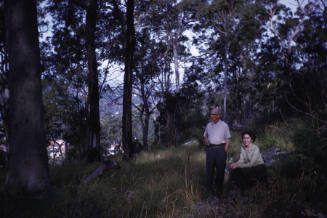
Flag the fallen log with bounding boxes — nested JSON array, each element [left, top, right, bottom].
[[80, 158, 120, 185]]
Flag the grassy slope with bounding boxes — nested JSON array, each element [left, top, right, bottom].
[[0, 127, 326, 218]]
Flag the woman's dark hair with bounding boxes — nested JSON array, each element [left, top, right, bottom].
[[241, 131, 256, 142]]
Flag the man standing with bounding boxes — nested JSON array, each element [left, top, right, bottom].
[[204, 108, 231, 196]]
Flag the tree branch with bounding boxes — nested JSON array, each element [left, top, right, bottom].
[[284, 94, 327, 125], [70, 0, 88, 10], [269, 7, 283, 44]]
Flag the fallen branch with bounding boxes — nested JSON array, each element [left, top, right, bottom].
[[80, 158, 120, 185]]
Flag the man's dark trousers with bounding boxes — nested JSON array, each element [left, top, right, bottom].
[[206, 144, 226, 194]]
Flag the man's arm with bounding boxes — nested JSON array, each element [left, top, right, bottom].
[[204, 137, 210, 146], [224, 124, 231, 152], [203, 125, 210, 146], [225, 138, 231, 152]]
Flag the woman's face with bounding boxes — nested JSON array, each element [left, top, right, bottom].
[[242, 134, 252, 147]]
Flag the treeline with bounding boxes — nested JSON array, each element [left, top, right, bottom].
[[0, 0, 326, 194]]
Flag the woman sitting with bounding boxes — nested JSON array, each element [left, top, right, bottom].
[[229, 131, 267, 190]]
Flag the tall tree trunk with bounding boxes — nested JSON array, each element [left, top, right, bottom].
[[0, 51, 10, 143], [139, 79, 150, 151], [222, 44, 229, 120], [173, 39, 180, 91], [223, 59, 228, 120], [142, 98, 150, 151], [173, 12, 183, 91], [143, 111, 150, 150], [122, 0, 135, 158], [85, 0, 100, 162], [4, 0, 49, 194]]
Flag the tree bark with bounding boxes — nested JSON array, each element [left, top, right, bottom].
[[4, 0, 50, 194], [138, 79, 151, 151], [85, 0, 100, 162], [122, 0, 135, 158], [142, 108, 150, 151], [0, 51, 10, 144], [223, 48, 228, 120], [173, 40, 180, 90]]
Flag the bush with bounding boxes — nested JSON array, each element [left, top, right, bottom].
[[292, 119, 327, 174], [1, 134, 326, 218]]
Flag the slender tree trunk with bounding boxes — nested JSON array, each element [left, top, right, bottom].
[[223, 44, 229, 120], [141, 99, 150, 151], [0, 52, 10, 143], [223, 74, 227, 119], [85, 0, 100, 162], [173, 12, 183, 91], [143, 112, 150, 150], [139, 78, 150, 151], [173, 40, 179, 91], [4, 0, 49, 194], [122, 0, 135, 158]]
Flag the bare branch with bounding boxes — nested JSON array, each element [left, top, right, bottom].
[[99, 61, 112, 94], [287, 0, 310, 52], [132, 102, 142, 112], [269, 7, 283, 44], [70, 0, 88, 10], [112, 0, 125, 26], [284, 94, 327, 125]]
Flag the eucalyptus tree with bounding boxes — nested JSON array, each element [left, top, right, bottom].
[[267, 0, 310, 65], [132, 0, 194, 146], [259, 0, 313, 117], [288, 1, 327, 116], [4, 0, 49, 194], [133, 26, 161, 150], [146, 0, 191, 91], [110, 0, 136, 158], [284, 0, 327, 172], [225, 1, 268, 123], [0, 0, 9, 143], [44, 1, 90, 159], [132, 0, 171, 149], [45, 0, 116, 161], [192, 0, 267, 121], [72, 0, 101, 162]]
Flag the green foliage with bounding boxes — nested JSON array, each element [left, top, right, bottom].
[[156, 86, 206, 146], [0, 145, 207, 217], [100, 112, 122, 145], [42, 77, 88, 159], [229, 123, 295, 156], [224, 130, 243, 165], [261, 154, 327, 217], [256, 125, 294, 152], [291, 118, 327, 174], [1, 133, 327, 217]]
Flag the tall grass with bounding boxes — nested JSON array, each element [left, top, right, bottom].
[[0, 125, 326, 217]]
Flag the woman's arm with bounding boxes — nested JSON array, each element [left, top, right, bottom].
[[237, 146, 262, 168], [231, 147, 245, 169]]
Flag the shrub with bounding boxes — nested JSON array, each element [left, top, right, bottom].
[[291, 119, 327, 174]]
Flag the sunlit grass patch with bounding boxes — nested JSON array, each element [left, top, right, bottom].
[[256, 122, 295, 152], [1, 127, 326, 218], [72, 144, 207, 217]]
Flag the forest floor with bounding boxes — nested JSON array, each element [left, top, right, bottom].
[[0, 131, 327, 218]]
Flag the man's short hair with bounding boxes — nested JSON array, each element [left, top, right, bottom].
[[212, 108, 221, 115]]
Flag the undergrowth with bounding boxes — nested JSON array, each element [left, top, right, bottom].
[[0, 123, 326, 218]]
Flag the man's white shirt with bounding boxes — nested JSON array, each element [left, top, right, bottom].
[[204, 120, 231, 144]]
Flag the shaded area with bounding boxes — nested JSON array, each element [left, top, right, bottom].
[[1, 141, 326, 218]]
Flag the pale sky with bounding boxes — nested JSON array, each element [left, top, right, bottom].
[[280, 0, 309, 12], [39, 0, 310, 87]]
